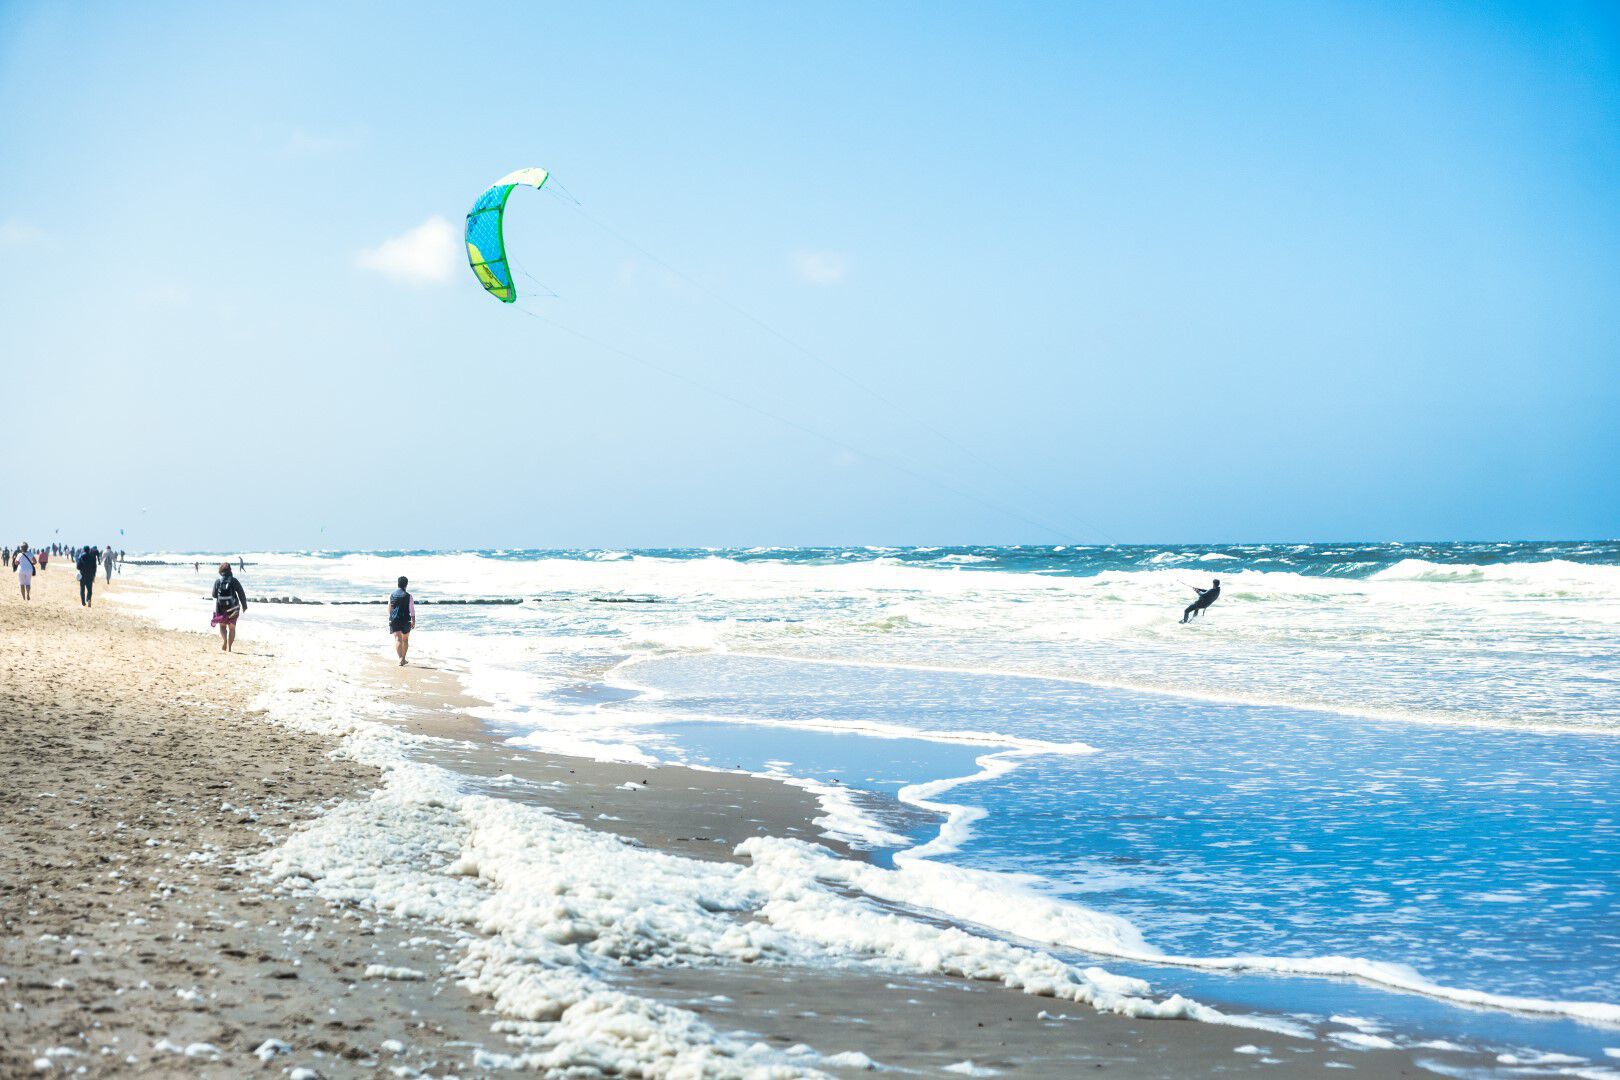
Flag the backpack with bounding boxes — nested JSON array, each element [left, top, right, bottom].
[[214, 576, 241, 615]]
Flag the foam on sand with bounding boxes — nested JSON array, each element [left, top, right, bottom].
[[247, 634, 1282, 1073]]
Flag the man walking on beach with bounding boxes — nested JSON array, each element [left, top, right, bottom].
[[389, 576, 416, 666], [76, 545, 99, 607], [1182, 578, 1221, 623], [103, 546, 115, 584]]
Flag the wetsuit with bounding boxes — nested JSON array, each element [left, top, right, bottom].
[[1182, 582, 1220, 623]]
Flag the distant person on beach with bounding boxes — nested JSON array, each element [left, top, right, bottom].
[[37, 549, 47, 572], [238, 556, 245, 572], [15, 543, 35, 600], [76, 546, 99, 607], [389, 576, 416, 666], [1182, 578, 1221, 623], [211, 562, 248, 652], [103, 547, 114, 583]]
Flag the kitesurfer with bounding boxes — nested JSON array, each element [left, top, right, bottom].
[[1182, 578, 1221, 623]]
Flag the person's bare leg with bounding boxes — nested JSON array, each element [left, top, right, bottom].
[[219, 623, 228, 650], [226, 623, 237, 652]]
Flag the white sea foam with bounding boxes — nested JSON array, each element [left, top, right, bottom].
[[130, 545, 1620, 735], [110, 552, 1620, 1048], [1332, 1031, 1399, 1050], [716, 650, 1613, 737], [603, 669, 1098, 755], [1372, 558, 1620, 588], [754, 767, 910, 850], [208, 608, 1264, 1073], [896, 751, 1041, 861], [505, 728, 660, 766]]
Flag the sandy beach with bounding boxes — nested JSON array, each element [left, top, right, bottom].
[[0, 559, 1510, 1078], [0, 565, 515, 1075]]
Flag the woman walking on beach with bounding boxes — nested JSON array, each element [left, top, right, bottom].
[[15, 543, 35, 600], [211, 562, 248, 652]]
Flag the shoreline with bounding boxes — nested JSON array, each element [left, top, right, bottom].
[[5, 564, 1509, 1075]]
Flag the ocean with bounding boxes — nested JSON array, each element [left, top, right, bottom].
[[124, 542, 1620, 1064]]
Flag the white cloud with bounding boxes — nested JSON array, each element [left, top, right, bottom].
[[0, 220, 45, 248], [790, 250, 849, 286], [355, 216, 462, 285]]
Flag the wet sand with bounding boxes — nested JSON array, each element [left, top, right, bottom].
[[1, 563, 1493, 1076]]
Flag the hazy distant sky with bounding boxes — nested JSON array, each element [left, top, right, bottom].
[[2, 1, 1616, 550]]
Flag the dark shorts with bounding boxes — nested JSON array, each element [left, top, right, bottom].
[[390, 621, 411, 635]]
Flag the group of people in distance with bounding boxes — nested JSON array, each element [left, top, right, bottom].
[[7, 542, 123, 603], [204, 563, 416, 663]]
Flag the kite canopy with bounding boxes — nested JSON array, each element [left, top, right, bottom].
[[465, 167, 550, 303]]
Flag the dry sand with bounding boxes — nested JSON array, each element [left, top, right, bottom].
[[1, 560, 1483, 1076]]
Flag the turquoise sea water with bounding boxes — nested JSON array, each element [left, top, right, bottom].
[[133, 542, 1620, 1062]]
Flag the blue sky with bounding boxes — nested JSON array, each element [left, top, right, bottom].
[[2, 1, 1616, 550]]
